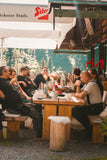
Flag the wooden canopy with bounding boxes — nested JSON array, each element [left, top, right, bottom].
[[49, 0, 107, 50]]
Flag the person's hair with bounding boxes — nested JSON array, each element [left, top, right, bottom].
[[0, 66, 7, 76], [88, 67, 98, 79], [73, 68, 81, 76], [9, 68, 16, 75], [20, 66, 30, 72], [81, 71, 92, 79], [98, 70, 103, 76], [42, 66, 48, 70]]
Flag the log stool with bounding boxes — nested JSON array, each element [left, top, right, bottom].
[[48, 116, 71, 151]]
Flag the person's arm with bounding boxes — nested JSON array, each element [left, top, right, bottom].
[[0, 90, 5, 99], [18, 81, 27, 87], [75, 90, 88, 99], [19, 86, 31, 100], [75, 80, 82, 93], [68, 75, 74, 86], [76, 85, 81, 93], [10, 77, 17, 84], [17, 76, 28, 87]]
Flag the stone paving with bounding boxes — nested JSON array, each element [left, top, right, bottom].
[[0, 118, 107, 160]]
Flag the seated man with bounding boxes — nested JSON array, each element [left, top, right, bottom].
[[17, 66, 33, 97], [9, 68, 31, 103], [72, 71, 103, 137], [0, 66, 42, 138], [33, 66, 49, 89]]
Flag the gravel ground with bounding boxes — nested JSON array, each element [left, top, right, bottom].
[[0, 118, 107, 160]]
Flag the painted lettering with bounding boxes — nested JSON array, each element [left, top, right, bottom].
[[35, 7, 48, 17]]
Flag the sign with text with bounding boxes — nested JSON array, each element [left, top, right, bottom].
[[0, 3, 74, 23], [0, 4, 51, 22]]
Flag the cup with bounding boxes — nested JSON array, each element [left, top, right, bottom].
[[66, 94, 71, 101], [72, 85, 76, 91], [44, 88, 48, 95], [54, 91, 58, 98]]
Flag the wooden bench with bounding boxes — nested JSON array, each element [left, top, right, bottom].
[[3, 114, 28, 139], [88, 115, 105, 144], [88, 91, 107, 144]]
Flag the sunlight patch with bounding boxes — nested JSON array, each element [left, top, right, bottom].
[[68, 56, 76, 66]]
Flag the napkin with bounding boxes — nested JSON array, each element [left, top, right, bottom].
[[72, 96, 79, 102]]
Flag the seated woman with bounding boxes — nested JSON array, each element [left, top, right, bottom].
[[69, 68, 83, 91], [88, 67, 104, 97], [9, 68, 31, 103]]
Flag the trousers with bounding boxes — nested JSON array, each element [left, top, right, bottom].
[[1, 103, 43, 138], [72, 102, 103, 136]]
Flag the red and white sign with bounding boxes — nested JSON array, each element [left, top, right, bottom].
[[0, 3, 51, 22], [34, 6, 49, 20]]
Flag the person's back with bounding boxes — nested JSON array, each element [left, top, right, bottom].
[[83, 80, 102, 105]]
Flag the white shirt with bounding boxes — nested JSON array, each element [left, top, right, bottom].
[[83, 80, 102, 105]]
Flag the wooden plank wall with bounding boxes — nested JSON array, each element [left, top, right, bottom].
[[92, 19, 107, 44]]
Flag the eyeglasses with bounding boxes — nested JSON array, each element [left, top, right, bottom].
[[44, 70, 47, 72]]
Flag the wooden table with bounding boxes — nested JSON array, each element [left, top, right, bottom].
[[33, 93, 85, 141]]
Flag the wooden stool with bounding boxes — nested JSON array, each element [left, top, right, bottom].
[[48, 116, 71, 151], [4, 115, 28, 139]]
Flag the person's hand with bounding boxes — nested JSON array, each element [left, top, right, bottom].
[[28, 81, 32, 85], [75, 80, 81, 87], [68, 74, 74, 81], [19, 81, 27, 87], [68, 74, 71, 80], [75, 93, 80, 97], [0, 90, 5, 99], [11, 77, 17, 83], [26, 96, 31, 101]]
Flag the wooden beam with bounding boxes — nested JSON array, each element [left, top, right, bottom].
[[49, 0, 107, 6], [53, 49, 87, 54], [55, 9, 107, 19], [84, 18, 94, 35]]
